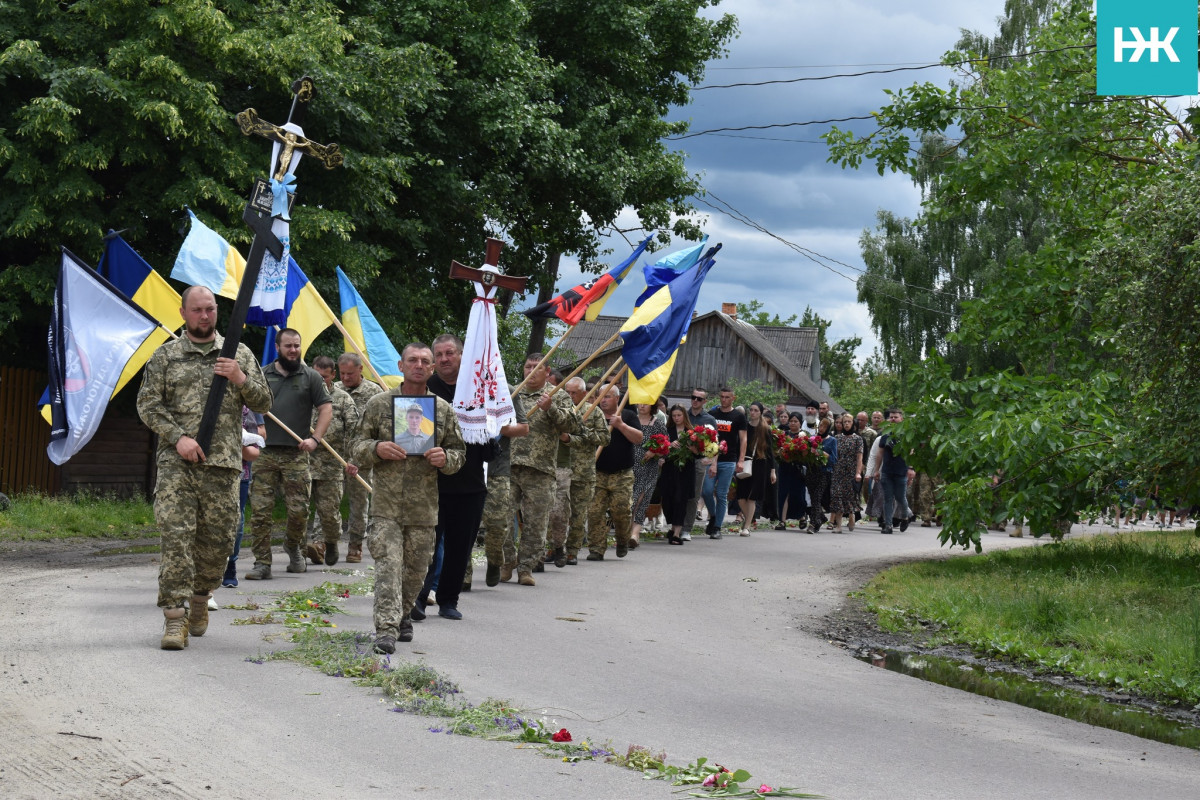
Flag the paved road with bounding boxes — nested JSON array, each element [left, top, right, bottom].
[[2, 520, 1197, 799]]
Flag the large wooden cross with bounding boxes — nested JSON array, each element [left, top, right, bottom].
[[194, 77, 342, 453], [449, 238, 529, 294]]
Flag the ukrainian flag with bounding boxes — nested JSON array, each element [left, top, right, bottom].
[[618, 245, 721, 405], [633, 235, 708, 311], [171, 209, 246, 299], [260, 258, 340, 363], [337, 267, 404, 387]]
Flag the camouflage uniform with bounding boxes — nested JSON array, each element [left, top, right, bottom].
[[336, 378, 385, 546], [912, 471, 942, 524], [481, 475, 517, 566], [137, 334, 271, 609], [509, 386, 579, 574], [545, 445, 573, 552], [565, 407, 610, 557], [353, 389, 464, 639], [588, 469, 634, 555], [249, 361, 330, 566], [308, 386, 359, 545], [480, 386, 527, 568]]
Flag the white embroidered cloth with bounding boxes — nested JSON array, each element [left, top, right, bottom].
[[453, 265, 516, 443]]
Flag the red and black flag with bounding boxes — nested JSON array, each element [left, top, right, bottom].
[[523, 235, 652, 326]]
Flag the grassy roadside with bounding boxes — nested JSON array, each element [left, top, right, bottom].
[[860, 529, 1200, 706], [0, 492, 157, 541]]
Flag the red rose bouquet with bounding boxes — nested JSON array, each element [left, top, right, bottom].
[[643, 432, 672, 463], [774, 430, 827, 468]]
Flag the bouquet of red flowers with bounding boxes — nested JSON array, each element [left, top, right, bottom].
[[643, 432, 673, 463], [774, 430, 828, 468], [681, 425, 727, 460]]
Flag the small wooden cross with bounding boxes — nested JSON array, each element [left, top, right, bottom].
[[450, 238, 529, 293]]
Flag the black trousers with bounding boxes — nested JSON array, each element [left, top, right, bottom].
[[435, 490, 486, 609]]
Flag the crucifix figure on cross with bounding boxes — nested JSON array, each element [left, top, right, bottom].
[[447, 238, 529, 444], [194, 77, 342, 454]]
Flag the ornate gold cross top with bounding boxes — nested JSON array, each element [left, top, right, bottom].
[[236, 78, 343, 180]]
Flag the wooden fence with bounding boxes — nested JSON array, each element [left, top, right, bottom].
[[1, 365, 156, 498], [0, 365, 58, 495]]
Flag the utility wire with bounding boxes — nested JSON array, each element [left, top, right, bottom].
[[692, 44, 1097, 90], [695, 191, 961, 319]]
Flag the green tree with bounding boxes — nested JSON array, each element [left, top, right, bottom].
[[0, 0, 736, 372], [825, 0, 1193, 550]]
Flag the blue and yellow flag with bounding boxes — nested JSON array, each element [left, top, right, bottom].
[[260, 258, 339, 363], [632, 235, 708, 311], [337, 266, 404, 387], [171, 209, 246, 299], [618, 244, 721, 404]]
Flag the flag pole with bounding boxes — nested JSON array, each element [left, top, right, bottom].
[[578, 357, 625, 410], [530, 328, 621, 408], [309, 291, 391, 391], [511, 325, 576, 395], [582, 363, 628, 421]]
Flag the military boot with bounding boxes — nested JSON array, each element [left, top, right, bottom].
[[286, 543, 307, 573], [161, 608, 188, 650], [188, 594, 210, 637], [306, 541, 325, 565], [346, 543, 363, 563]]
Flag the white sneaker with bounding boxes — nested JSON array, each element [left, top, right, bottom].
[[680, 532, 691, 541], [207, 596, 219, 611]]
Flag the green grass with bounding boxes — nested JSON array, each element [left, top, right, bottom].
[[0, 491, 157, 541], [862, 529, 1200, 705]]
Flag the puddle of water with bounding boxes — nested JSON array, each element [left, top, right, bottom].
[[857, 649, 1200, 750]]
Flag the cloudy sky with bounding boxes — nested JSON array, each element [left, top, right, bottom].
[[527, 0, 1011, 362]]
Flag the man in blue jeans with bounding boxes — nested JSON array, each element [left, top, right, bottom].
[[873, 407, 915, 534], [701, 387, 747, 539]]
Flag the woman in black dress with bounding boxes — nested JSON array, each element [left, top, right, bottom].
[[660, 404, 697, 545], [774, 412, 808, 529], [737, 402, 776, 536]]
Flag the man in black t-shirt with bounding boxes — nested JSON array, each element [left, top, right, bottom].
[[700, 387, 746, 539], [586, 386, 644, 559]]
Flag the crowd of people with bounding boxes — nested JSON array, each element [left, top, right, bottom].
[[137, 285, 933, 654]]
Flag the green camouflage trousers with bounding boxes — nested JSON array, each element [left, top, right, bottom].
[[308, 477, 344, 544], [370, 518, 435, 637], [249, 447, 311, 564], [481, 475, 517, 566], [546, 466, 573, 550], [510, 464, 555, 573], [154, 463, 240, 609], [588, 469, 633, 555], [912, 472, 941, 523], [567, 468, 596, 556], [345, 467, 372, 545]]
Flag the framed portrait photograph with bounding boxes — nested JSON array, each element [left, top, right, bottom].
[[392, 396, 436, 455]]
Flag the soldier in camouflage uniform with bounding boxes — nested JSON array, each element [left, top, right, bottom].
[[245, 329, 332, 579], [509, 354, 579, 585], [305, 356, 360, 567], [543, 374, 578, 568], [480, 390, 528, 584], [352, 344, 465, 653], [335, 353, 385, 562], [913, 471, 942, 526], [137, 286, 271, 650], [563, 379, 610, 563]]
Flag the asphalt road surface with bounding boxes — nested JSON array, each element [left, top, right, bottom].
[[2, 519, 1197, 799]]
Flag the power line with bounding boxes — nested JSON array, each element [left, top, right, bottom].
[[694, 191, 961, 319], [692, 44, 1097, 90]]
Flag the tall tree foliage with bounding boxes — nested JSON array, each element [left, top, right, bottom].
[[0, 0, 735, 367], [825, 0, 1197, 550]]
